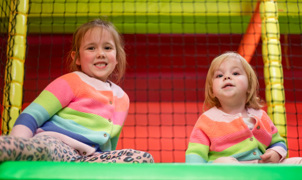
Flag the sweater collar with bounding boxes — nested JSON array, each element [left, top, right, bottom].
[[204, 106, 263, 122]]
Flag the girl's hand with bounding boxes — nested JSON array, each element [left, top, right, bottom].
[[10, 125, 33, 138], [259, 149, 281, 163]]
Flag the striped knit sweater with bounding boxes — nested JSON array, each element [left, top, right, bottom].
[[186, 107, 287, 163], [14, 71, 129, 155]]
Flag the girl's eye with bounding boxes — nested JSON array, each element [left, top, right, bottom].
[[233, 72, 239, 75], [104, 45, 113, 50], [87, 47, 95, 50], [216, 74, 223, 78]]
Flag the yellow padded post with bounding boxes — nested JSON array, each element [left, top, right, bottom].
[[260, 0, 287, 138], [1, 0, 28, 135]]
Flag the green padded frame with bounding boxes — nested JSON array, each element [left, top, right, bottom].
[[1, 161, 302, 180]]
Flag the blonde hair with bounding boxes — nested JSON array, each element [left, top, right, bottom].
[[204, 52, 263, 111], [67, 18, 126, 83]]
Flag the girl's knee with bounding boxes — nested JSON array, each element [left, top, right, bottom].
[[213, 157, 240, 164], [282, 157, 302, 164], [128, 149, 154, 163], [141, 152, 154, 163]]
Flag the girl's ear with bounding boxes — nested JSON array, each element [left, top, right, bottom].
[[71, 51, 81, 65], [71, 51, 76, 60]]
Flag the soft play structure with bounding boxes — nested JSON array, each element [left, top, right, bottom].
[[1, 0, 302, 179]]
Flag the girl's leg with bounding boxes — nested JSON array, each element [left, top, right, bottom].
[[0, 135, 81, 162], [213, 157, 241, 164], [213, 157, 260, 164], [77, 149, 154, 163], [280, 157, 302, 164]]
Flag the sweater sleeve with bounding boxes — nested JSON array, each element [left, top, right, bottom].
[[110, 89, 130, 150], [262, 111, 288, 159], [185, 115, 210, 163], [12, 74, 74, 136]]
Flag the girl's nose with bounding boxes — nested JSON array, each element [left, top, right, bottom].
[[97, 50, 105, 58], [224, 76, 231, 80]]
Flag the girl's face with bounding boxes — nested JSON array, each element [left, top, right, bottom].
[[212, 58, 249, 106], [73, 27, 117, 81]]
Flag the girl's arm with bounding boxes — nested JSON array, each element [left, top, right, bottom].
[[110, 92, 130, 150], [185, 116, 210, 163], [263, 112, 287, 160], [267, 131, 287, 161], [10, 75, 74, 138]]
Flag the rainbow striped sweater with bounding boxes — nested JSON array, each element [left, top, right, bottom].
[[185, 107, 287, 163], [14, 71, 129, 155]]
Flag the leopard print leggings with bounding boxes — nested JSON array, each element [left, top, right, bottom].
[[0, 135, 154, 163]]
